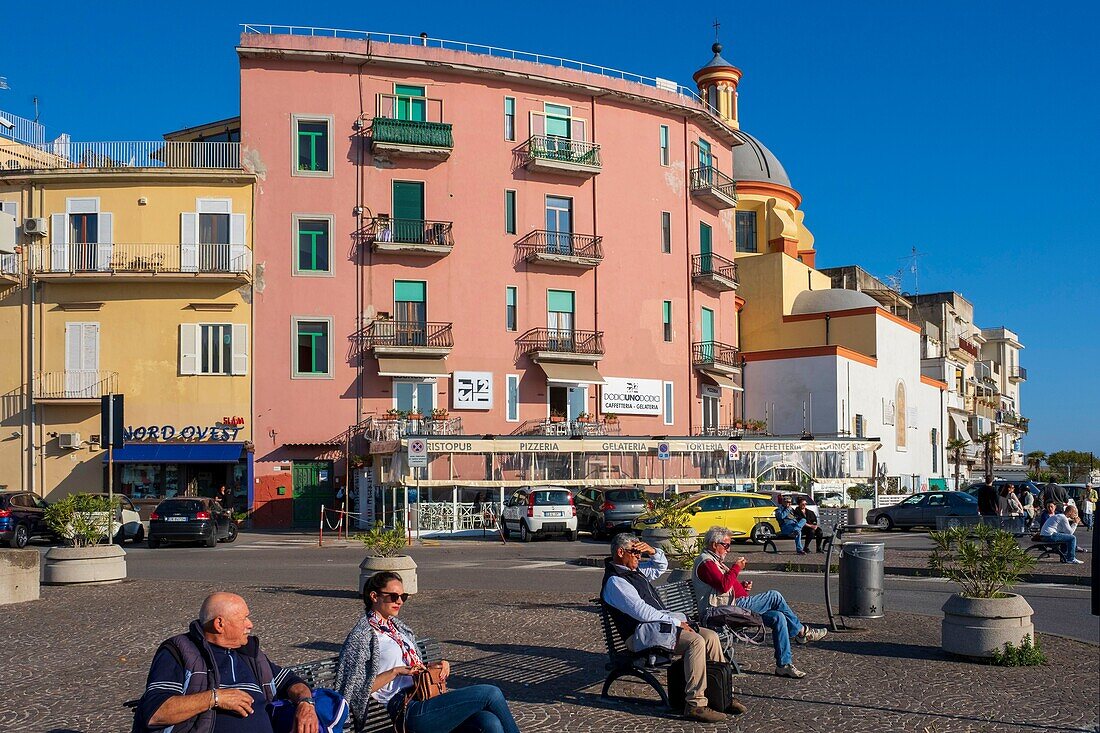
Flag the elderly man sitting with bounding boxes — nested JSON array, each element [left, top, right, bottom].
[[693, 526, 827, 678], [774, 495, 809, 554], [600, 533, 745, 722]]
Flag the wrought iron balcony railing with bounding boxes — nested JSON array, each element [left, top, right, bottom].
[[34, 370, 118, 400], [689, 165, 738, 206], [371, 117, 454, 149], [510, 418, 621, 437], [522, 135, 601, 168], [359, 320, 454, 350], [692, 252, 738, 284], [515, 230, 602, 262], [516, 327, 604, 356], [692, 341, 741, 370], [367, 416, 463, 441], [28, 243, 252, 276], [362, 218, 454, 250], [1, 141, 240, 172]]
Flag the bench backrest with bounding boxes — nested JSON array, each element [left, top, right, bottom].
[[656, 580, 699, 621]]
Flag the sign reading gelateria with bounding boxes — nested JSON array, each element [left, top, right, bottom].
[[122, 425, 244, 442], [600, 377, 662, 415]]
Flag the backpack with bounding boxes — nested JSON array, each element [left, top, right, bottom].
[[701, 604, 767, 645]]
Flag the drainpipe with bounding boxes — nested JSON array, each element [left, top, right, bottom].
[[682, 118, 694, 436], [824, 314, 831, 346], [27, 183, 37, 495], [591, 94, 599, 418]]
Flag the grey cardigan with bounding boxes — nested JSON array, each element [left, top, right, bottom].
[[335, 613, 419, 730]]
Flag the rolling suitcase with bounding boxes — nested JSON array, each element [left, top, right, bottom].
[[667, 658, 733, 712]]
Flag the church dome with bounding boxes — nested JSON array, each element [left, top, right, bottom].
[[791, 289, 879, 315], [733, 130, 792, 189]]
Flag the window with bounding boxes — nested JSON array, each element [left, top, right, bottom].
[[182, 200, 244, 273], [294, 215, 332, 275], [394, 379, 434, 413], [735, 211, 757, 253], [506, 374, 520, 422], [505, 190, 516, 235], [854, 414, 865, 438], [659, 125, 670, 166], [662, 301, 672, 342], [663, 381, 674, 425], [702, 393, 719, 432], [394, 84, 426, 122], [505, 287, 517, 332], [64, 322, 99, 397], [293, 115, 333, 176], [180, 323, 246, 376], [504, 97, 516, 141], [70, 213, 98, 244], [392, 181, 425, 242], [931, 427, 939, 472], [293, 318, 332, 378], [661, 211, 671, 253], [547, 289, 575, 336], [728, 496, 751, 510], [545, 196, 573, 254], [544, 103, 571, 139]]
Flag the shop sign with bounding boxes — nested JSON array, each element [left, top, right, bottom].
[[601, 377, 662, 415], [219, 416, 246, 427], [122, 424, 244, 442], [453, 371, 493, 409]]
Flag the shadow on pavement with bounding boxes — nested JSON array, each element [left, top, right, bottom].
[[256, 586, 360, 600], [294, 640, 344, 653], [816, 639, 947, 661], [446, 639, 605, 702]]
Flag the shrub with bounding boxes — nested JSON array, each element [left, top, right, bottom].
[[44, 493, 117, 548], [990, 634, 1047, 667], [355, 523, 408, 557], [928, 523, 1035, 598]]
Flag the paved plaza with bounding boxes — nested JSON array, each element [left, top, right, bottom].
[[2, 574, 1097, 733]]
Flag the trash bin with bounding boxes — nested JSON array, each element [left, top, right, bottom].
[[838, 541, 884, 618]]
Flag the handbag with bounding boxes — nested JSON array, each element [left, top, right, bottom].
[[410, 664, 448, 702]]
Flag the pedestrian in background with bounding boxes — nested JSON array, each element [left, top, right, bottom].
[[977, 478, 999, 517], [1081, 484, 1096, 529], [1039, 482, 1068, 512], [1020, 489, 1035, 530]]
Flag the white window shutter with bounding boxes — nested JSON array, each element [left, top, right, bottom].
[[181, 212, 198, 272], [0, 201, 17, 219], [51, 213, 68, 272], [82, 323, 99, 371], [96, 212, 113, 271], [180, 323, 200, 375], [529, 111, 545, 138], [574, 118, 587, 142], [231, 324, 248, 375], [229, 213, 246, 271]]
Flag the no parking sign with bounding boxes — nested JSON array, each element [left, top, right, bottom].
[[657, 441, 671, 460], [728, 443, 740, 461], [409, 439, 428, 468]]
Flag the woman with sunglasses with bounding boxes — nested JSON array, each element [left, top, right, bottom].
[[336, 571, 521, 733]]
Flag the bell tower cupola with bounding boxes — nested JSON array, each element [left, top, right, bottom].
[[692, 32, 743, 128]]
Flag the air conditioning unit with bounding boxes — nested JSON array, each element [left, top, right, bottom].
[[58, 432, 82, 450], [24, 217, 48, 236]]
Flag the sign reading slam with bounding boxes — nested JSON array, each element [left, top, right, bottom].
[[601, 377, 662, 416]]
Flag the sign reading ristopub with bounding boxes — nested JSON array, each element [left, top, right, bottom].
[[601, 377, 662, 416], [453, 371, 493, 410]]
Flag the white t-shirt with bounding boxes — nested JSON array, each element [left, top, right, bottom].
[[370, 629, 416, 704]]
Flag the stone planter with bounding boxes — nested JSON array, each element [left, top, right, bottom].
[[42, 545, 126, 585], [358, 555, 418, 596], [639, 527, 697, 554], [941, 592, 1035, 659], [1, 549, 40, 604]]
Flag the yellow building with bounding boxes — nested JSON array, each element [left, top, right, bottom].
[[0, 114, 256, 510]]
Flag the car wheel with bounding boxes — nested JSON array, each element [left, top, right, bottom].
[[10, 524, 29, 549], [567, 530, 579, 542], [132, 525, 145, 544], [519, 522, 533, 543], [204, 529, 217, 548], [875, 515, 893, 531], [147, 536, 161, 549], [945, 517, 962, 529], [750, 523, 774, 544], [221, 522, 239, 543]]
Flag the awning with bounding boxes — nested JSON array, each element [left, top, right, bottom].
[[949, 412, 972, 443], [537, 361, 606, 385], [103, 442, 245, 464], [377, 357, 449, 378], [702, 372, 744, 391]]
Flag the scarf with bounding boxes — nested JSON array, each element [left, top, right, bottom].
[[367, 612, 422, 668]]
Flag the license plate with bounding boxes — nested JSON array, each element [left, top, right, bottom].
[[167, 517, 188, 522], [545, 511, 563, 517]]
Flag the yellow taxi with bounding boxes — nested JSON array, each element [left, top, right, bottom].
[[632, 491, 781, 543]]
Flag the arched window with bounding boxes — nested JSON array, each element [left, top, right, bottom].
[[895, 381, 907, 449]]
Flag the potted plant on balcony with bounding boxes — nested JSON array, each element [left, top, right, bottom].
[[430, 407, 448, 420], [576, 412, 593, 424], [928, 523, 1036, 659], [42, 493, 127, 585], [356, 522, 418, 596], [407, 409, 424, 421], [603, 412, 619, 424], [549, 410, 566, 423], [384, 408, 403, 420]]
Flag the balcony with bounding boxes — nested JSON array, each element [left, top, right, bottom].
[[357, 320, 454, 359], [28, 243, 252, 282], [693, 341, 741, 376], [370, 114, 453, 161], [0, 140, 240, 172], [696, 424, 768, 438], [366, 415, 464, 442], [950, 336, 980, 361], [689, 166, 738, 210], [0, 253, 19, 284], [515, 230, 603, 269], [1009, 366, 1027, 382], [510, 418, 621, 437], [966, 395, 997, 420], [520, 135, 601, 177], [361, 218, 454, 257], [34, 370, 118, 404], [692, 253, 739, 293], [517, 328, 604, 363]]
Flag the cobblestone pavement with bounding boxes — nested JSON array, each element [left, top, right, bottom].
[[2, 581, 1097, 733]]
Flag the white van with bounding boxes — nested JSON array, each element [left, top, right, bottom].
[[500, 486, 578, 542]]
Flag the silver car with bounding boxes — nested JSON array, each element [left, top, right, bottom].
[[500, 486, 578, 542]]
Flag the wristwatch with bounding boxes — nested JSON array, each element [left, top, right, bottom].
[[298, 698, 316, 707]]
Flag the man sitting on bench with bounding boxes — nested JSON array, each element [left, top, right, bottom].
[[794, 496, 824, 553], [600, 534, 734, 723], [774, 495, 807, 553], [1040, 505, 1084, 564]]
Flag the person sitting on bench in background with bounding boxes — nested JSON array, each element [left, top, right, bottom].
[[774, 495, 807, 553], [1040, 505, 1084, 565], [793, 497, 824, 553], [693, 527, 827, 679], [600, 533, 733, 723]]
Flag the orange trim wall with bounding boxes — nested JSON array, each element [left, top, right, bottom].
[[920, 375, 949, 391], [782, 306, 921, 334], [734, 180, 802, 208], [743, 345, 878, 368]]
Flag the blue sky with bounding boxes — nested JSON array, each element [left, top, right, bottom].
[[3, 1, 1097, 454]]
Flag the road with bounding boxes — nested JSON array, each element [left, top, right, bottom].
[[34, 529, 1099, 644]]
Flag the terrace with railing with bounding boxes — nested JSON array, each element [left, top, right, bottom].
[[689, 165, 738, 209], [509, 418, 621, 437], [692, 341, 741, 373], [692, 252, 739, 293], [516, 328, 604, 358], [1008, 365, 1027, 382], [371, 93, 454, 159], [0, 108, 45, 146], [514, 230, 602, 268], [28, 243, 251, 280], [951, 336, 980, 359], [355, 320, 454, 356], [0, 253, 19, 282], [366, 415, 464, 441], [34, 370, 118, 402], [0, 140, 241, 172], [520, 135, 601, 176], [361, 217, 454, 256]]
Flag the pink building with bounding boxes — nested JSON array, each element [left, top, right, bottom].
[[241, 29, 770, 528]]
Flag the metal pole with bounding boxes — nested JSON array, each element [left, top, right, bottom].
[[406, 476, 412, 546], [824, 521, 840, 631], [107, 393, 115, 543]]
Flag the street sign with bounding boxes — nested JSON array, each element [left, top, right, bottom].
[[657, 441, 670, 460], [728, 443, 739, 461], [408, 438, 428, 468], [100, 394, 125, 448]]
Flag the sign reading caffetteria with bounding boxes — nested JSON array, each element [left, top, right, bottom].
[[600, 377, 662, 416]]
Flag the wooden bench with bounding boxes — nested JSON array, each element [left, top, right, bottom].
[[762, 532, 832, 554], [597, 580, 743, 707], [125, 638, 440, 733], [1025, 539, 1066, 562]]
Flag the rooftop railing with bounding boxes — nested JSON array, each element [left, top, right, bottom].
[[516, 327, 604, 356], [241, 25, 705, 105], [0, 108, 46, 146], [515, 230, 602, 262], [0, 141, 241, 171], [28, 243, 252, 276]]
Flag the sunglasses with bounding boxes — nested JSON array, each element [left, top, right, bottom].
[[624, 549, 643, 556], [716, 541, 732, 548], [377, 591, 410, 603]]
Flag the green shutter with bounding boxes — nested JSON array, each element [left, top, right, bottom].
[[395, 85, 426, 122], [505, 190, 516, 234], [699, 222, 712, 254], [394, 280, 426, 303], [392, 182, 424, 222], [506, 287, 517, 307], [663, 301, 671, 324], [547, 289, 574, 314]]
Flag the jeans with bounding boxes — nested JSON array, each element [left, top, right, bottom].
[[780, 520, 807, 552], [1044, 532, 1078, 562], [1084, 512, 1094, 529], [397, 685, 520, 733], [737, 590, 804, 666]]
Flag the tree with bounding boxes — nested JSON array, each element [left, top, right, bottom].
[[1045, 450, 1096, 482], [947, 438, 970, 491], [1024, 451, 1046, 475], [976, 432, 1000, 483]]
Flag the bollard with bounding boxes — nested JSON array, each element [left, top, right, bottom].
[[838, 541, 884, 618]]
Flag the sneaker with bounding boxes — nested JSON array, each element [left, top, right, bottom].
[[776, 663, 806, 678], [683, 704, 726, 723], [796, 627, 828, 644], [1069, 558, 1085, 565], [727, 698, 748, 715]]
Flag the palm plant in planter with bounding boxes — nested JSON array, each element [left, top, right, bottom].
[[634, 496, 699, 579], [42, 493, 127, 585], [928, 523, 1036, 659], [355, 523, 418, 596]]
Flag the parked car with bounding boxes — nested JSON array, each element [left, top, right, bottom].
[[632, 491, 781, 543], [866, 491, 978, 531], [0, 491, 53, 548], [500, 487, 578, 542], [574, 487, 647, 539], [1060, 484, 1093, 507], [148, 498, 237, 548], [84, 493, 145, 544], [965, 480, 1041, 499]]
